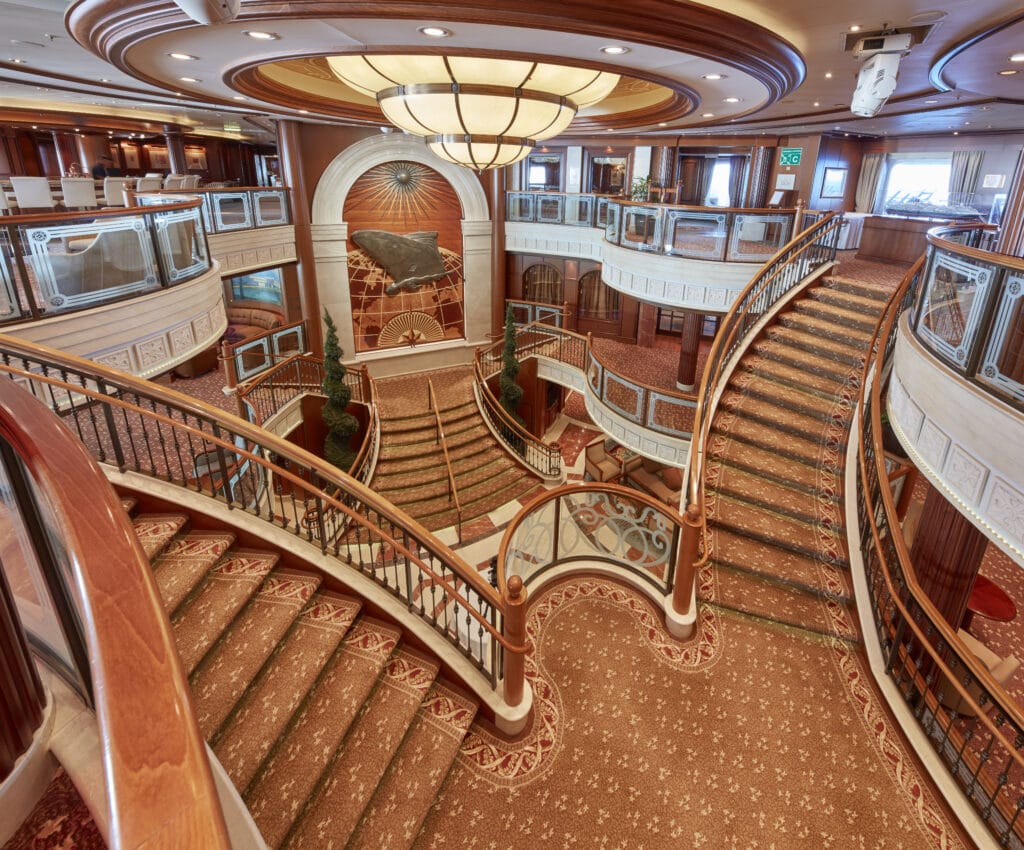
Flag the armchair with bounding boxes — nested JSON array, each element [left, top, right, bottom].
[[584, 437, 620, 483]]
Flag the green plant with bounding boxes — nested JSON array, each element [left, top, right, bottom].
[[630, 175, 651, 201], [498, 303, 525, 426], [321, 310, 359, 472]]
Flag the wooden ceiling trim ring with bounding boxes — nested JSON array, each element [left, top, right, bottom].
[[66, 0, 803, 107], [929, 11, 1024, 93]]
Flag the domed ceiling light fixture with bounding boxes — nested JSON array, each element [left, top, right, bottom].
[[326, 55, 619, 170]]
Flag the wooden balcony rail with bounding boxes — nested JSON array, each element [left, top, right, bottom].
[[0, 378, 229, 850], [855, 251, 1024, 846], [427, 379, 464, 544], [0, 334, 527, 708]]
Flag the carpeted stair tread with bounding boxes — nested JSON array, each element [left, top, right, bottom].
[[710, 444, 820, 494], [719, 388, 831, 442], [403, 469, 539, 528], [170, 548, 279, 674], [711, 411, 823, 467], [711, 526, 853, 601], [711, 462, 835, 524], [824, 276, 892, 302], [373, 446, 512, 490], [707, 564, 860, 643], [282, 648, 440, 850], [378, 422, 492, 460], [151, 531, 235, 613], [764, 325, 864, 366], [347, 681, 479, 850], [811, 284, 890, 313], [737, 353, 849, 400], [733, 373, 838, 421], [190, 569, 321, 739], [776, 311, 874, 347], [379, 454, 525, 506], [132, 513, 189, 559], [380, 401, 478, 433], [749, 337, 855, 382], [244, 616, 401, 848], [711, 493, 840, 562], [212, 591, 362, 791], [376, 434, 494, 471], [794, 297, 878, 331]]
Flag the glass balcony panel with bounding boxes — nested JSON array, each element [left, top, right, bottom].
[[211, 192, 253, 231], [665, 212, 727, 260], [153, 206, 210, 283], [915, 249, 998, 369], [604, 201, 621, 244], [564, 195, 594, 227], [254, 190, 289, 226], [536, 194, 565, 224], [23, 217, 160, 314], [620, 206, 661, 251], [0, 229, 27, 322], [506, 193, 535, 222], [596, 197, 613, 227], [727, 214, 793, 262], [645, 393, 696, 438], [978, 271, 1024, 406], [602, 371, 642, 421]]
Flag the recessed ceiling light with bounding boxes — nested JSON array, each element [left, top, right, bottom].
[[31, 124, 37, 129], [1011, 53, 1024, 63], [813, 101, 820, 107], [418, 26, 452, 38], [701, 112, 714, 118], [953, 130, 959, 135], [243, 30, 280, 40], [10, 58, 25, 64], [849, 25, 861, 32], [175, 91, 182, 96], [298, 109, 309, 114], [998, 69, 1019, 75], [824, 71, 833, 79], [605, 128, 614, 132], [100, 78, 110, 83], [723, 96, 740, 103], [168, 52, 198, 61], [601, 45, 629, 55], [233, 95, 247, 100], [179, 76, 199, 82], [924, 98, 938, 103], [658, 122, 667, 127], [702, 73, 725, 81]]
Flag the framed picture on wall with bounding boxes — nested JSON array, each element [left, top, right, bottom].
[[149, 147, 170, 170], [121, 145, 140, 170], [821, 167, 847, 198], [185, 149, 207, 171]]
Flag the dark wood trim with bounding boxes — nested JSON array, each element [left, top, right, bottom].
[[929, 10, 1024, 92]]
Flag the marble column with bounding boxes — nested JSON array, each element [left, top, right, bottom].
[[485, 168, 508, 339], [163, 128, 187, 175]]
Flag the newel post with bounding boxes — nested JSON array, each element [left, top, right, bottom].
[[670, 502, 702, 621], [502, 574, 528, 707], [794, 198, 806, 233]]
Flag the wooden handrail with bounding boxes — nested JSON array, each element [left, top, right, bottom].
[[427, 379, 463, 544], [473, 358, 561, 458], [926, 222, 1024, 270], [0, 196, 203, 225], [857, 258, 1024, 768], [0, 380, 229, 850], [143, 186, 292, 194], [0, 334, 509, 647]]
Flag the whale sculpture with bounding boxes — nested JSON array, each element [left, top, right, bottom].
[[352, 229, 447, 295]]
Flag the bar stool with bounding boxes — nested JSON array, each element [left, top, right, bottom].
[[10, 177, 57, 212]]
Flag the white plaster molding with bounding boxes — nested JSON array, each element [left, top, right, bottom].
[[6, 266, 227, 379], [505, 222, 604, 261], [888, 320, 1024, 565], [207, 225, 297, 276]]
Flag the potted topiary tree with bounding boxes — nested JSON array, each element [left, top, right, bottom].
[[321, 310, 359, 471], [499, 303, 526, 431]]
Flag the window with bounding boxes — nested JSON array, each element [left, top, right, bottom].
[[229, 266, 284, 306], [882, 156, 952, 210], [523, 263, 563, 305], [704, 160, 733, 207], [577, 270, 620, 321]]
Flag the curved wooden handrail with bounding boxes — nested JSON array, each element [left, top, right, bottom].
[[857, 258, 1024, 763], [473, 358, 561, 456], [495, 480, 687, 596], [0, 380, 229, 849], [0, 196, 204, 225], [0, 334, 512, 650], [144, 186, 291, 194], [687, 215, 843, 511], [926, 222, 1024, 270]]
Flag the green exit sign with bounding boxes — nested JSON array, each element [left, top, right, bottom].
[[779, 147, 802, 166]]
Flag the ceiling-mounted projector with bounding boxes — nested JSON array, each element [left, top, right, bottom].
[[851, 52, 901, 117], [852, 32, 912, 60], [172, 0, 240, 25]]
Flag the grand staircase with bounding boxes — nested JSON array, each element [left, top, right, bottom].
[[372, 366, 542, 533], [701, 273, 896, 641], [127, 505, 479, 850]]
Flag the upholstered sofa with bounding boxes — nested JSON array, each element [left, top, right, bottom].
[[623, 455, 683, 506], [223, 306, 284, 344]]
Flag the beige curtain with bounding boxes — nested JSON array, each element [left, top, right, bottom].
[[698, 156, 716, 204], [949, 150, 984, 205], [577, 271, 620, 319], [523, 264, 563, 305], [744, 146, 773, 207], [855, 153, 886, 213], [726, 156, 748, 207]]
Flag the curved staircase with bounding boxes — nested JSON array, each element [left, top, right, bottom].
[[372, 366, 542, 533], [702, 272, 899, 642], [127, 505, 479, 850]]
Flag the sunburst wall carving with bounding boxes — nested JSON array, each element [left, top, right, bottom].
[[345, 161, 465, 353]]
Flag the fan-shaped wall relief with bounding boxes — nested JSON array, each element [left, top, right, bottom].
[[344, 161, 465, 353]]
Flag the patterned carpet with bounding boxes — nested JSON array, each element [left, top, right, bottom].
[[416, 576, 968, 849], [2, 769, 106, 850]]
